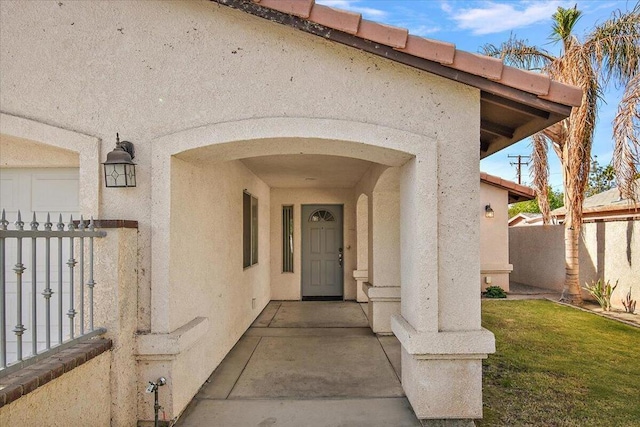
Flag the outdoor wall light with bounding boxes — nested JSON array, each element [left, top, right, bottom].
[[103, 133, 136, 188], [485, 204, 495, 218]]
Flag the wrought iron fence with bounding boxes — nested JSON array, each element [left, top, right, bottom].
[[0, 209, 106, 376]]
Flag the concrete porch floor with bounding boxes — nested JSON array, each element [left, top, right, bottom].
[[176, 301, 421, 426]]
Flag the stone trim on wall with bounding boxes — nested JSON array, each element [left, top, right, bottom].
[[0, 338, 112, 408]]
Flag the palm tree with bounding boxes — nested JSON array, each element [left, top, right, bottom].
[[483, 4, 640, 305]]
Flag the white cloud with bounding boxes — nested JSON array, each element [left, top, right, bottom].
[[448, 1, 572, 35], [440, 2, 453, 14], [316, 0, 387, 19]]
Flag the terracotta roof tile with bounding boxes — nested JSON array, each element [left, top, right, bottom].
[[448, 50, 503, 80], [309, 4, 361, 35], [514, 183, 534, 195], [540, 80, 582, 107], [395, 35, 455, 65], [356, 19, 408, 49], [254, 0, 313, 19], [232, 0, 582, 109], [500, 66, 551, 95], [481, 172, 536, 199]]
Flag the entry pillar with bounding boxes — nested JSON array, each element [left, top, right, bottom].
[[364, 168, 401, 334], [392, 145, 495, 421]]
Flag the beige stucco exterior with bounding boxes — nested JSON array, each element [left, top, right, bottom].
[[510, 221, 639, 308], [0, 351, 111, 426], [480, 182, 512, 291], [0, 0, 503, 423]]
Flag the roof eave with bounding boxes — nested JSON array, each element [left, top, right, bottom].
[[213, 0, 577, 158]]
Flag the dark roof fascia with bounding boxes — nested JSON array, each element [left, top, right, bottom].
[[213, 0, 573, 118]]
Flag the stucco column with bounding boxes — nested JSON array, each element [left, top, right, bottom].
[[364, 168, 401, 333], [392, 138, 495, 420], [93, 225, 139, 426]]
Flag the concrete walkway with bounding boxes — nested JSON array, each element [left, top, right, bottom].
[[507, 282, 561, 300], [176, 301, 421, 427]]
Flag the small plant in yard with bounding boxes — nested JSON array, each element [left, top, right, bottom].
[[622, 288, 636, 314], [483, 285, 507, 299], [583, 279, 618, 311]]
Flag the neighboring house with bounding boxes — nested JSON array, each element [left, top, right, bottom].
[[480, 172, 535, 292], [0, 0, 581, 425], [551, 183, 640, 222], [509, 212, 544, 226]]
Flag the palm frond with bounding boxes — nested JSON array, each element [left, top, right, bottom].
[[482, 34, 555, 71], [553, 45, 599, 229], [613, 73, 640, 200], [551, 5, 583, 50], [584, 3, 640, 87]]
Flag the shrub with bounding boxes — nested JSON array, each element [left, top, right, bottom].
[[483, 285, 507, 299], [583, 279, 618, 311]]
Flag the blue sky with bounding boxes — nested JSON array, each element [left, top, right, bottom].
[[317, 0, 633, 191]]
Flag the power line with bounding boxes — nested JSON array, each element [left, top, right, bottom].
[[508, 155, 530, 185]]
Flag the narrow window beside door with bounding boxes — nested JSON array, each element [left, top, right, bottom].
[[243, 191, 258, 268], [282, 206, 293, 272]]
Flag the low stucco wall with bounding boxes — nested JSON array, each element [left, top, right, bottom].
[[510, 220, 639, 309], [0, 352, 111, 426]]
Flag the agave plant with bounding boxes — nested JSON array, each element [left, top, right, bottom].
[[622, 288, 637, 314], [583, 279, 619, 311]]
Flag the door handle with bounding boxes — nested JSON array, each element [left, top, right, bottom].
[[338, 248, 343, 267]]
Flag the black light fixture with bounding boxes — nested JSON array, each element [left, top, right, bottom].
[[103, 133, 136, 187], [485, 204, 494, 218]]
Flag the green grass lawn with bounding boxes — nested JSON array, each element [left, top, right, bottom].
[[479, 300, 640, 427]]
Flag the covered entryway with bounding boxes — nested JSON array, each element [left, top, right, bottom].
[[176, 301, 419, 427], [147, 117, 483, 423], [301, 204, 344, 299]]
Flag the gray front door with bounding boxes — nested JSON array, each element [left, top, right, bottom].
[[301, 205, 344, 298]]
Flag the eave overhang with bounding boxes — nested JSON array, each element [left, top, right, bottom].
[[213, 0, 580, 159]]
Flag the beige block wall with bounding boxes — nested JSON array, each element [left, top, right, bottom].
[[0, 352, 111, 426], [600, 220, 639, 308], [480, 183, 511, 291], [510, 220, 639, 309], [270, 187, 356, 300]]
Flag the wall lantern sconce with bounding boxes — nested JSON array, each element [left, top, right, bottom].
[[485, 204, 494, 218], [103, 133, 136, 188]]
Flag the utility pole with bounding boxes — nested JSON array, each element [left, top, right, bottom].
[[508, 155, 530, 184]]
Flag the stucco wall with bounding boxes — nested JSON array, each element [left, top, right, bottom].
[[0, 134, 78, 167], [0, 352, 111, 426], [93, 227, 139, 426], [1, 0, 486, 421], [1, 0, 476, 328], [163, 157, 270, 417], [270, 187, 356, 300], [510, 220, 639, 309], [480, 183, 511, 291]]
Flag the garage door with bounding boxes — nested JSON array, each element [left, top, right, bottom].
[[0, 168, 79, 364]]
